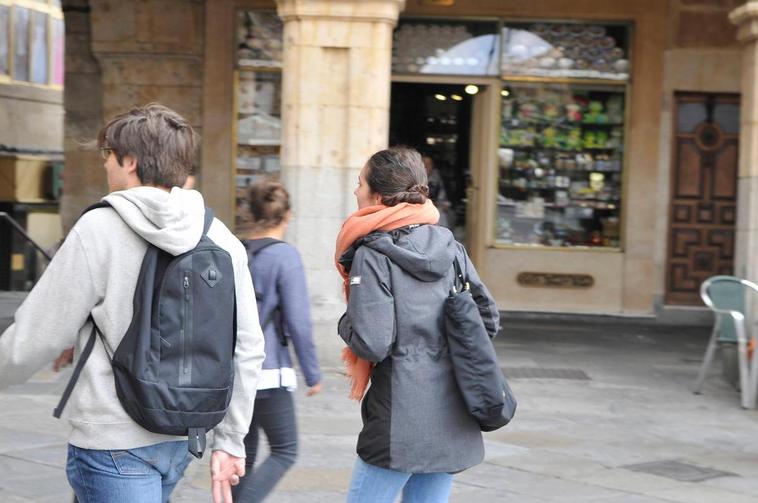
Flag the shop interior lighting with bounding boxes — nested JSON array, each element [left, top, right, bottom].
[[434, 94, 447, 101], [501, 89, 510, 97], [451, 94, 463, 101], [465, 85, 479, 95]]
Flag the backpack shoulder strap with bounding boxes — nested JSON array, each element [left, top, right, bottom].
[[244, 237, 284, 257], [52, 319, 107, 418], [202, 207, 215, 237], [79, 201, 112, 218]]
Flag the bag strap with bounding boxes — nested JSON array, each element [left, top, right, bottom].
[[80, 200, 112, 217], [53, 319, 107, 418], [202, 207, 214, 237], [245, 237, 283, 256], [452, 256, 469, 293], [188, 427, 207, 459]]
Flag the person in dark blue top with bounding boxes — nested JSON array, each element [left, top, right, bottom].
[[234, 181, 322, 502]]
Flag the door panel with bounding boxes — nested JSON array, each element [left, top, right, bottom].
[[665, 93, 739, 305]]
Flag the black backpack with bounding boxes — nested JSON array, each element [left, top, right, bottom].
[[243, 238, 287, 347], [54, 202, 237, 458]]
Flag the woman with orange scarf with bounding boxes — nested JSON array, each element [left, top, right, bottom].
[[336, 147, 500, 502]]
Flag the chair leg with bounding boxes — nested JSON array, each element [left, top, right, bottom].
[[693, 318, 721, 394], [747, 334, 758, 409], [734, 319, 752, 409]]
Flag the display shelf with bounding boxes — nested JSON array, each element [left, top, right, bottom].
[[496, 80, 626, 249]]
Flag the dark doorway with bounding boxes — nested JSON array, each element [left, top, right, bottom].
[[666, 92, 739, 305], [390, 82, 473, 242]]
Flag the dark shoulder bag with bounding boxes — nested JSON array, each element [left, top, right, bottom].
[[445, 256, 517, 432]]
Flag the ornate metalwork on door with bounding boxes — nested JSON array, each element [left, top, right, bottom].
[[666, 93, 739, 305]]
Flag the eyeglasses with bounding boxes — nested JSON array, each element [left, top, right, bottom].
[[100, 147, 114, 160]]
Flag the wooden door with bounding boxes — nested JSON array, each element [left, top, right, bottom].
[[665, 93, 739, 305]]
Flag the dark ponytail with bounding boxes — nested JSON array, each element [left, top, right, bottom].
[[364, 147, 429, 206]]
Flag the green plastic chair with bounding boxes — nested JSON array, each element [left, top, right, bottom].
[[693, 275, 758, 409]]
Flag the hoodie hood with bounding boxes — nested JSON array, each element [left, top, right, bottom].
[[103, 186, 206, 256], [360, 224, 456, 282]]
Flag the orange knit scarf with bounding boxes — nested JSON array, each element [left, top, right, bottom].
[[334, 200, 439, 400]]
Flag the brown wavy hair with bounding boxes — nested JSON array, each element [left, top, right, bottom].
[[97, 103, 196, 188], [364, 147, 429, 206]]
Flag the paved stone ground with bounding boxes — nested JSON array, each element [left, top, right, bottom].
[[1, 317, 757, 502]]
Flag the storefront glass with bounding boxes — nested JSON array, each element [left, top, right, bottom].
[[0, 6, 8, 76], [30, 11, 48, 84], [234, 11, 283, 233], [13, 7, 30, 81], [497, 82, 624, 248], [392, 19, 500, 76], [496, 22, 629, 249], [501, 22, 630, 81]]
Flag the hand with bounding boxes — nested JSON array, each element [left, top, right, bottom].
[[52, 348, 74, 372], [211, 450, 246, 503], [306, 383, 322, 397]]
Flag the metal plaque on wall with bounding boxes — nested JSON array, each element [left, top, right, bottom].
[[517, 272, 595, 288]]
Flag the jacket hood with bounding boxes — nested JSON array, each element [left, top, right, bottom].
[[360, 224, 457, 282], [103, 186, 206, 256]]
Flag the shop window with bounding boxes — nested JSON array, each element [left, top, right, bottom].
[[497, 82, 625, 248], [0, 6, 9, 76], [30, 10, 48, 84], [13, 6, 30, 82], [52, 17, 64, 85], [502, 22, 630, 81], [2, 2, 64, 87], [392, 20, 500, 76], [234, 11, 283, 233]]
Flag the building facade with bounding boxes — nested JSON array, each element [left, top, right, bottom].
[[0, 0, 65, 290], [59, 0, 757, 321]]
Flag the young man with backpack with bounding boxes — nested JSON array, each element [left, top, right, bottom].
[[0, 104, 265, 503]]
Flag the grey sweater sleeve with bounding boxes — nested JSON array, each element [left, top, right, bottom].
[[0, 228, 98, 387], [338, 248, 395, 363]]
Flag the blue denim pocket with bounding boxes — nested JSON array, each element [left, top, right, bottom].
[[110, 450, 154, 475]]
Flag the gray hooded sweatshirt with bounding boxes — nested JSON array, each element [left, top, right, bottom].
[[0, 187, 265, 458], [338, 224, 500, 473]]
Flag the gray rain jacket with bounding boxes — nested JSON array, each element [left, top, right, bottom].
[[338, 224, 500, 473]]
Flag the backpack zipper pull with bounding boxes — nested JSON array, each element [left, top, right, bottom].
[[184, 275, 190, 300]]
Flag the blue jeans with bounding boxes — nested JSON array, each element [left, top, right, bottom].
[[347, 457, 454, 503], [66, 441, 192, 503]]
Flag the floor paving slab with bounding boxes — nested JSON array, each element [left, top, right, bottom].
[[1, 319, 757, 502]]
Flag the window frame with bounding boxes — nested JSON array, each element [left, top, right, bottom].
[[0, 0, 64, 89]]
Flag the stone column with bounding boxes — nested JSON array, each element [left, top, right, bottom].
[[276, 0, 405, 322], [61, 0, 204, 231], [731, 3, 758, 282], [61, 0, 104, 232]]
